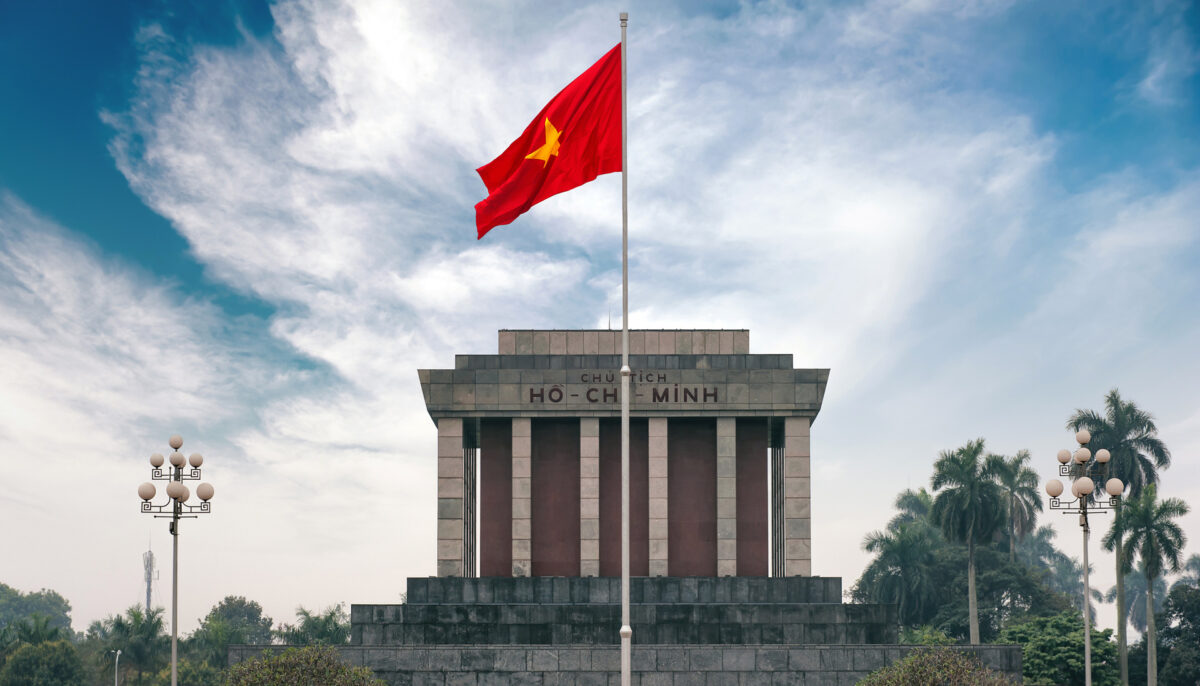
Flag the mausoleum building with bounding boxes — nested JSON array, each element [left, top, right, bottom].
[[230, 327, 1024, 684], [419, 329, 826, 580]]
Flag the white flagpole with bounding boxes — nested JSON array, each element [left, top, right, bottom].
[[618, 12, 632, 686]]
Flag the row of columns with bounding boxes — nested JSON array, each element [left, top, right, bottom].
[[435, 416, 811, 578]]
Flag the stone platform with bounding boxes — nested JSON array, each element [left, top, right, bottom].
[[228, 577, 1022, 684], [354, 578, 892, 647]]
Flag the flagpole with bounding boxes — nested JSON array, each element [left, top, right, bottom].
[[618, 12, 632, 686]]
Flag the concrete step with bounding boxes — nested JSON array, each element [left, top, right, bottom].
[[403, 577, 843, 606], [351, 602, 896, 646]]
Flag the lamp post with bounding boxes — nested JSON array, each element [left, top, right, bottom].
[[1045, 429, 1123, 686], [110, 649, 121, 686], [137, 434, 214, 686]]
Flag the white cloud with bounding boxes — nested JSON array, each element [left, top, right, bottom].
[[1, 0, 1195, 635]]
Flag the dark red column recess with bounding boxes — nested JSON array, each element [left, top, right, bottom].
[[599, 418, 649, 576], [668, 418, 717, 576], [531, 418, 581, 576], [736, 418, 769, 576], [479, 419, 513, 577]]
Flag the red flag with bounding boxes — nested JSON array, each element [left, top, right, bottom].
[[475, 45, 622, 239]]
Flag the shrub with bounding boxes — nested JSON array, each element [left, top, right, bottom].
[[857, 647, 1018, 686], [224, 645, 383, 686], [899, 625, 956, 646]]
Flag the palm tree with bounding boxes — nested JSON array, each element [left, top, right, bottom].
[[1016, 524, 1059, 569], [930, 438, 1005, 644], [1045, 553, 1104, 620], [273, 604, 351, 645], [860, 522, 940, 627], [108, 605, 168, 685], [1104, 560, 1167, 635], [1170, 553, 1200, 592], [994, 449, 1042, 561], [1068, 388, 1171, 686], [13, 613, 66, 644], [887, 487, 935, 532], [1120, 484, 1189, 686]]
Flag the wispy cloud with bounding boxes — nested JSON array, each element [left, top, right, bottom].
[[2, 0, 1196, 632]]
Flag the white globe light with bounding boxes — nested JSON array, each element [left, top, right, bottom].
[[1076, 429, 1091, 445], [197, 483, 214, 501], [150, 453, 164, 467], [166, 482, 184, 499], [1106, 478, 1124, 497], [169, 451, 185, 467], [1076, 476, 1095, 496], [169, 435, 183, 449], [1071, 481, 1082, 498], [1095, 449, 1111, 464], [189, 453, 203, 468], [138, 483, 156, 501], [1045, 479, 1064, 497], [1074, 448, 1091, 464], [1057, 449, 1071, 464], [177, 486, 190, 503]]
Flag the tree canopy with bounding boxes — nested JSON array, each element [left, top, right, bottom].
[[0, 584, 71, 633], [0, 640, 86, 686]]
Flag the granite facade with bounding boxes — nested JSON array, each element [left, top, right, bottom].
[[422, 330, 826, 579], [229, 644, 1023, 686]]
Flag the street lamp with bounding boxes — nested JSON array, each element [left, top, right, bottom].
[[109, 649, 121, 686], [1045, 429, 1123, 686], [137, 434, 214, 686]]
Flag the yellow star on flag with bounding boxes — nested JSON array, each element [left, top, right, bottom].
[[524, 117, 563, 166]]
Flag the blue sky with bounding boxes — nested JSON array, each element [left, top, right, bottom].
[[1, 0, 1198, 635]]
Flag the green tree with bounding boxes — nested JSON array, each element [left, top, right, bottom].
[[857, 647, 1018, 686], [151, 657, 223, 686], [1158, 584, 1200, 686], [860, 522, 940, 628], [273, 605, 351, 645], [930, 438, 1005, 644], [1169, 554, 1200, 592], [994, 450, 1042, 562], [927, 543, 1071, 642], [225, 645, 382, 685], [13, 613, 68, 645], [1106, 561, 1168, 635], [900, 625, 956, 646], [1015, 525, 1060, 570], [999, 610, 1119, 686], [106, 606, 168, 685], [1046, 554, 1104, 621], [1119, 484, 1189, 686], [1069, 388, 1171, 686], [0, 584, 72, 634], [200, 596, 273, 645], [0, 640, 87, 686], [887, 488, 936, 532], [185, 596, 274, 671]]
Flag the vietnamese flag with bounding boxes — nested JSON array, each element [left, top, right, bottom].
[[475, 45, 622, 239]]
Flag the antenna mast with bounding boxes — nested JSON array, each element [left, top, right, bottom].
[[143, 546, 157, 614]]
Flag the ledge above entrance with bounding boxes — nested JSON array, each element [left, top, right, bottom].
[[417, 329, 828, 422]]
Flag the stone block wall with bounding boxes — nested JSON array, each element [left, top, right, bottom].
[[229, 645, 1023, 686]]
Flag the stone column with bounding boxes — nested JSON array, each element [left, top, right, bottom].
[[580, 418, 600, 576], [716, 418, 737, 576], [437, 418, 464, 577], [511, 417, 532, 577], [783, 417, 812, 576], [648, 418, 669, 577]]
